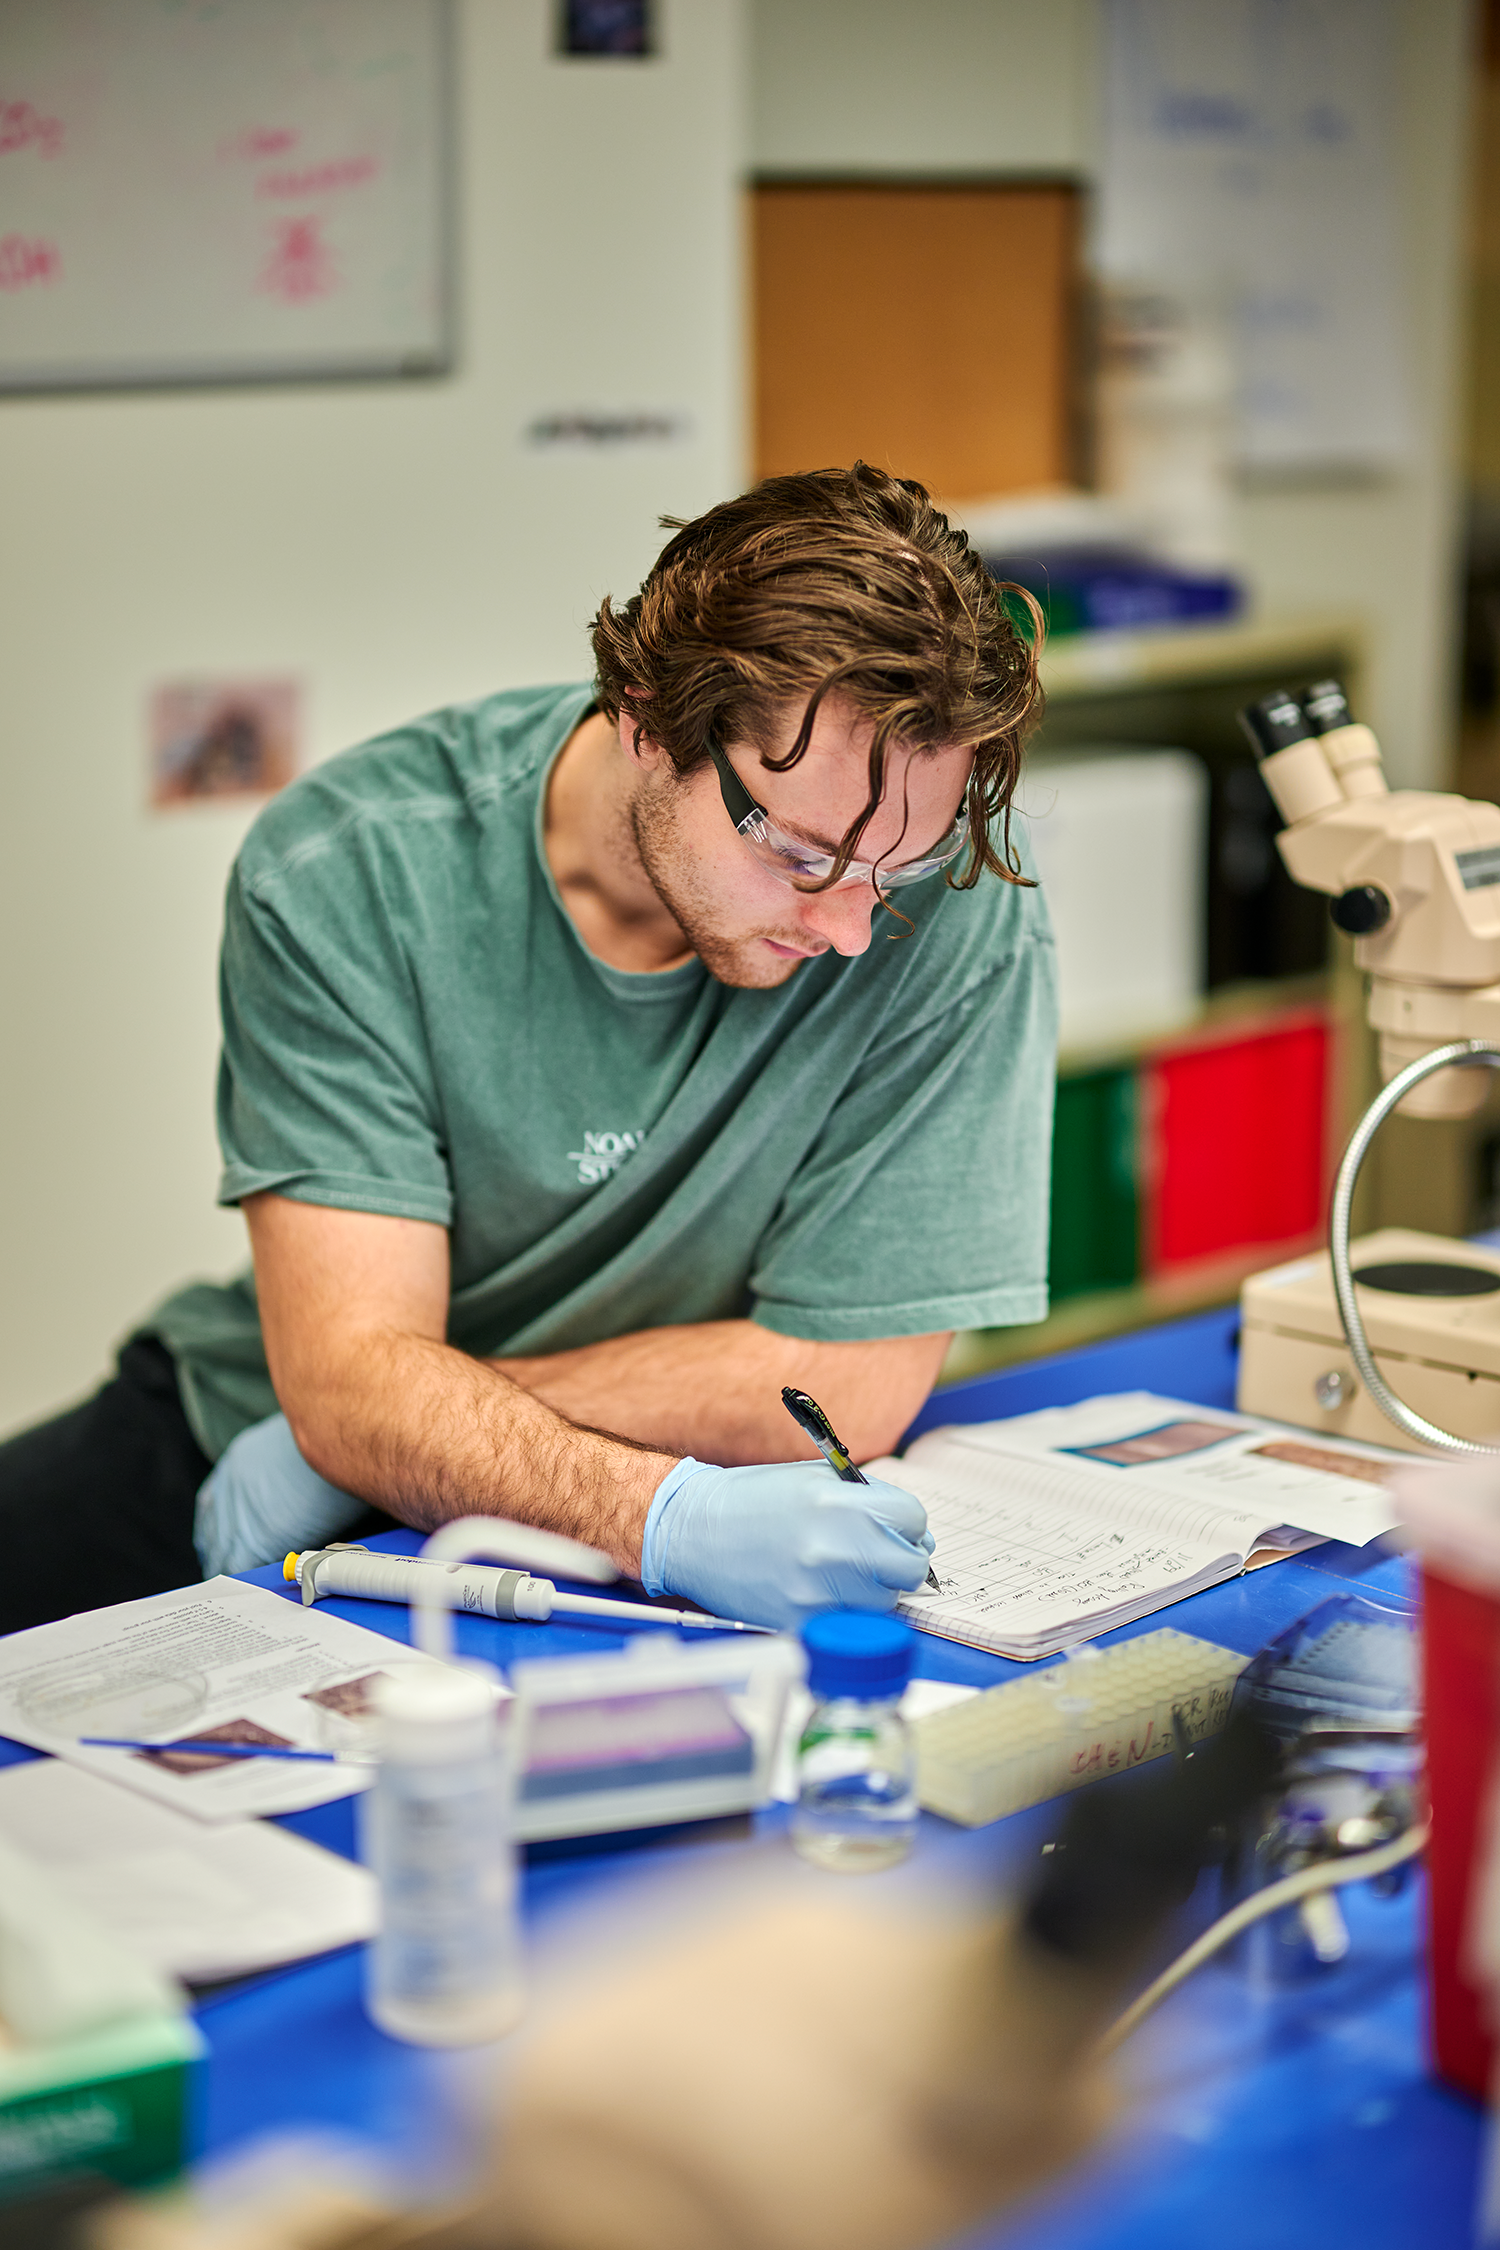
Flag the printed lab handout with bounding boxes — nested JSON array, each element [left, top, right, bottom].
[[0, 1757, 377, 1982], [872, 1392, 1403, 1659], [0, 1578, 447, 1820]]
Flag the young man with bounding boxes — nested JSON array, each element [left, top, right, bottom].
[[0, 466, 1056, 1634]]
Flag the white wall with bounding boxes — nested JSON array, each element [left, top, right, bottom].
[[750, 0, 1096, 176], [0, 0, 746, 1437], [750, 0, 1473, 792]]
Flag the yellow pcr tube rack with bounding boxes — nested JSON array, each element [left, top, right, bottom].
[[911, 1628, 1248, 1829]]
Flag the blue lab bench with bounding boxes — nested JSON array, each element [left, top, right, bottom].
[[0, 1306, 1483, 2245]]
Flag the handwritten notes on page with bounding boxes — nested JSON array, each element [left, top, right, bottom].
[[873, 1392, 1401, 1659]]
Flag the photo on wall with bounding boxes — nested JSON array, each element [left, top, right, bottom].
[[149, 677, 301, 807], [557, 0, 653, 58]]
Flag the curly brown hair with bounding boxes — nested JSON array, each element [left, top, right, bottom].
[[590, 463, 1044, 891]]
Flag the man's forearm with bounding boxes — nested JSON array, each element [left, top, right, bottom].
[[242, 1199, 943, 1568], [282, 1327, 676, 1575], [246, 1196, 678, 1573], [492, 1321, 951, 1464]]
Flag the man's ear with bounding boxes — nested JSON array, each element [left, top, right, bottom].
[[615, 707, 666, 772]]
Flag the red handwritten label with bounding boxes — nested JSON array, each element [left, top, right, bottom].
[[0, 235, 60, 289], [0, 99, 63, 157], [259, 216, 336, 302], [257, 154, 378, 199], [223, 126, 300, 160]]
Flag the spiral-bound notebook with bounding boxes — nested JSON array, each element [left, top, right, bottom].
[[869, 1392, 1402, 1661]]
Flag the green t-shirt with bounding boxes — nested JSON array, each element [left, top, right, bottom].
[[150, 681, 1059, 1461]]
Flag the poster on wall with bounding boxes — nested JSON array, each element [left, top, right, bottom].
[[149, 680, 302, 809], [1096, 0, 1410, 474], [0, 0, 451, 391]]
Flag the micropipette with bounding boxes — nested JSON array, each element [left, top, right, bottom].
[[284, 1544, 769, 1632]]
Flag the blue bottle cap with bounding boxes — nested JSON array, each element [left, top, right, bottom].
[[801, 1610, 916, 1701]]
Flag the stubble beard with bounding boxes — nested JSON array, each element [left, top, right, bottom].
[[628, 782, 822, 990]]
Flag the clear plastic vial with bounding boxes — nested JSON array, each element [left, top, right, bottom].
[[361, 1663, 524, 2046], [792, 1611, 918, 1872]]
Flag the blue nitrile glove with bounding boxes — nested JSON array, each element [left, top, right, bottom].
[[194, 1411, 367, 1578], [641, 1456, 935, 1631]]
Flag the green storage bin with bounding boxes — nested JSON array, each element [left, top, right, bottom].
[[1049, 1065, 1140, 1303]]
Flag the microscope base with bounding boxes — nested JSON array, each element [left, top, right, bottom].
[[1239, 1226, 1500, 1453]]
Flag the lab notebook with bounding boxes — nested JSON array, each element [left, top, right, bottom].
[[871, 1392, 1401, 1660]]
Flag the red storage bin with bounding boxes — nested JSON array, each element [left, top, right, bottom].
[[1144, 1010, 1330, 1274], [1424, 1564, 1500, 2100]]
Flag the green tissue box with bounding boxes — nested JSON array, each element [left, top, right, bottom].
[[0, 2012, 202, 2204]]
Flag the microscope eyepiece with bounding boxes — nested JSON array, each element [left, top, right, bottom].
[[1301, 678, 1353, 735], [1237, 689, 1312, 761]]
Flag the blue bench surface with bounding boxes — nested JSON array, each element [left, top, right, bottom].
[[1, 1305, 1480, 2245]]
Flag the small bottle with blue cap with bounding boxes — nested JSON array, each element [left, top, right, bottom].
[[793, 1611, 919, 1871]]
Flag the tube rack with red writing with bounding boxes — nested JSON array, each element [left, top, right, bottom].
[[911, 1628, 1247, 1829]]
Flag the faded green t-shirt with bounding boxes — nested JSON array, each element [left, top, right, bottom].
[[150, 681, 1058, 1460]]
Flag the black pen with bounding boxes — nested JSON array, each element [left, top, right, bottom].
[[780, 1385, 941, 1593]]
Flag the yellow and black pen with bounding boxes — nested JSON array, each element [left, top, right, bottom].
[[780, 1385, 941, 1592]]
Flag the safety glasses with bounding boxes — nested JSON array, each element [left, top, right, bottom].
[[706, 739, 967, 893]]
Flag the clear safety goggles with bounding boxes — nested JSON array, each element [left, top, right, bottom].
[[707, 739, 967, 893]]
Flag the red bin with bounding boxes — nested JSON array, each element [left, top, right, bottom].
[[1423, 1563, 1500, 2100]]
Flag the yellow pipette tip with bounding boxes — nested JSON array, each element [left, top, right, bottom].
[[283, 1552, 299, 1583]]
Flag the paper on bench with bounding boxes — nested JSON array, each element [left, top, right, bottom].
[[0, 1758, 376, 1982], [0, 1578, 441, 1820]]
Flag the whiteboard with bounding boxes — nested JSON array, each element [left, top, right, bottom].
[[0, 0, 451, 391], [1096, 0, 1409, 474]]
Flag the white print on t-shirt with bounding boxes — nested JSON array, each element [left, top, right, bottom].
[[566, 1129, 646, 1187]]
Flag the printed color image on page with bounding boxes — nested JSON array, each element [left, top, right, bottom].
[[1249, 1441, 1392, 1488], [1062, 1419, 1242, 1468]]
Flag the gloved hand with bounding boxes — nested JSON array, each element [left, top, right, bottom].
[[193, 1411, 367, 1579], [642, 1457, 934, 1631]]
